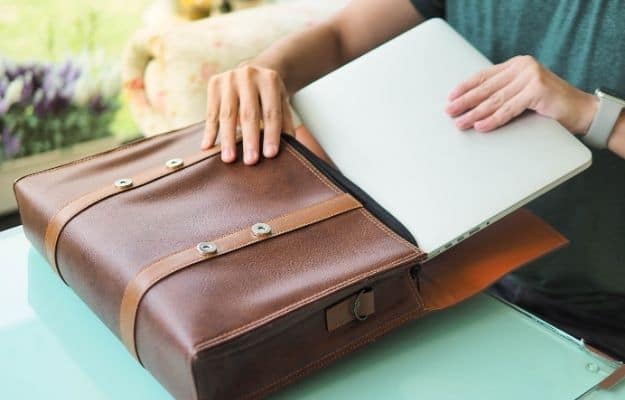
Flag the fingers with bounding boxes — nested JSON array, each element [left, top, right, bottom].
[[202, 65, 290, 164], [281, 96, 295, 135], [446, 64, 514, 117], [448, 61, 510, 101], [454, 76, 526, 130], [261, 93, 293, 159], [237, 70, 261, 165], [259, 71, 283, 159], [218, 77, 238, 163], [446, 56, 547, 132], [473, 90, 531, 132], [202, 78, 220, 150]]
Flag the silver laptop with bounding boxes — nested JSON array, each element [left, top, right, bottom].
[[292, 19, 591, 259]]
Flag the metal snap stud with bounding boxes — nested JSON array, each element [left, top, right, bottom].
[[196, 242, 218, 255], [251, 222, 272, 237], [165, 158, 184, 170], [353, 289, 369, 321], [114, 178, 133, 189]]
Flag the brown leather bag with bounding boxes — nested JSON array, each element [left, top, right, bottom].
[[13, 123, 566, 399]]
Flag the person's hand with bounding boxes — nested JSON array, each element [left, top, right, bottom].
[[445, 55, 597, 134], [201, 64, 294, 165]]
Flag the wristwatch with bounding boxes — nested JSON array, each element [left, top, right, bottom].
[[583, 87, 625, 149]]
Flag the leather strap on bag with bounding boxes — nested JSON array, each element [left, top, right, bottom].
[[43, 143, 230, 283], [119, 193, 362, 362]]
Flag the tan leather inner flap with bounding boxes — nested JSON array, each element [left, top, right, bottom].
[[420, 208, 568, 311]]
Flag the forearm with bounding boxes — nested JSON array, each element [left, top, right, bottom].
[[204, 1, 423, 163], [251, 0, 424, 95], [251, 22, 345, 95], [608, 111, 625, 158]]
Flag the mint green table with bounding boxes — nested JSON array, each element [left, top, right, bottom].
[[0, 226, 623, 399]]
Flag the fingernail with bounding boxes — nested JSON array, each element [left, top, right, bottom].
[[264, 144, 278, 158], [244, 149, 258, 164], [222, 148, 234, 162], [456, 120, 470, 130], [474, 122, 487, 131]]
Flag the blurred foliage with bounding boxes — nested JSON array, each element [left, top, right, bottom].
[[1, 100, 117, 162], [0, 0, 152, 141], [0, 56, 119, 161]]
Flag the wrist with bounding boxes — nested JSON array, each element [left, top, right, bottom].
[[574, 91, 598, 135]]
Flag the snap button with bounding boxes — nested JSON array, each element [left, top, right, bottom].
[[165, 158, 184, 170], [251, 222, 272, 237], [114, 178, 133, 189], [196, 242, 218, 255]]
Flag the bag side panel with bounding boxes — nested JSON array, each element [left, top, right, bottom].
[[192, 269, 423, 400]]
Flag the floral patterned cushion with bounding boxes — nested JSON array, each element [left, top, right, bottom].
[[123, 0, 346, 136]]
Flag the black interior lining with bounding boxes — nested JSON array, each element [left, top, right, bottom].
[[283, 135, 418, 246]]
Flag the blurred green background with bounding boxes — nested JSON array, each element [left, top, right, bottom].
[[0, 0, 151, 139]]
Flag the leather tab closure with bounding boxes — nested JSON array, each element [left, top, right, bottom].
[[326, 289, 375, 332], [119, 193, 363, 362]]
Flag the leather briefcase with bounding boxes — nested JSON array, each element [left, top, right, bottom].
[[14, 122, 566, 399]]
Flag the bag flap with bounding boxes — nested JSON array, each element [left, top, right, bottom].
[[420, 208, 568, 311], [13, 124, 424, 369]]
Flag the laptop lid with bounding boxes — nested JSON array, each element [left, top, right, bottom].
[[292, 18, 591, 257]]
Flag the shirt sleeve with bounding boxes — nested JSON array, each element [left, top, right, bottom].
[[409, 0, 445, 19]]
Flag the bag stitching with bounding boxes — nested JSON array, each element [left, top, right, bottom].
[[193, 252, 417, 352], [242, 306, 423, 400], [21, 127, 425, 369], [133, 198, 362, 307], [134, 193, 359, 279], [358, 208, 424, 256], [284, 145, 341, 194], [126, 198, 362, 359], [13, 122, 200, 184], [283, 142, 423, 257], [403, 268, 425, 310], [41, 138, 334, 273], [47, 137, 220, 222], [189, 145, 424, 351], [46, 148, 223, 277]]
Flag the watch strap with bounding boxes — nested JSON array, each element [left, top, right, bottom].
[[583, 96, 623, 149]]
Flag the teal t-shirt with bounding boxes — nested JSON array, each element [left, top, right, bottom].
[[411, 0, 625, 329]]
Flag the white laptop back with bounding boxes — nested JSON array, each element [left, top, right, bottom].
[[292, 19, 591, 257]]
